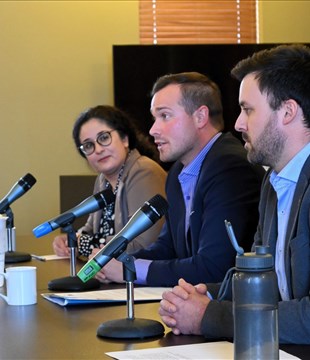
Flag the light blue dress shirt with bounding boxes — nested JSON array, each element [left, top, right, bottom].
[[270, 143, 310, 300]]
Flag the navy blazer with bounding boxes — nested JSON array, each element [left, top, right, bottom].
[[133, 133, 265, 286]]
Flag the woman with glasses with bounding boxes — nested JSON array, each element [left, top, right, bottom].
[[53, 105, 167, 259]]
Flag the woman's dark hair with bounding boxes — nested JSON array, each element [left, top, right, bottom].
[[73, 105, 160, 162]]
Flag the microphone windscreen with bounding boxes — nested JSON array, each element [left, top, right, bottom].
[[96, 188, 115, 208], [147, 194, 168, 219], [23, 173, 37, 188]]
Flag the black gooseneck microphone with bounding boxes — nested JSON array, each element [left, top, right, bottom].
[[78, 194, 168, 283], [1, 173, 37, 264], [34, 188, 115, 292], [78, 194, 168, 340], [0, 173, 37, 214], [33, 188, 115, 237]]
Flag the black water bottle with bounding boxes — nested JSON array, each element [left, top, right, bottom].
[[233, 245, 279, 360]]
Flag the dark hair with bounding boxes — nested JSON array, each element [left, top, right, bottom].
[[231, 44, 310, 128], [73, 105, 160, 161], [151, 71, 224, 130]]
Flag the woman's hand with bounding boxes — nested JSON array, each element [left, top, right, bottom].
[[53, 234, 70, 257]]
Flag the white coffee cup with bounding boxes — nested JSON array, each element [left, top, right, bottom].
[[0, 266, 37, 305], [0, 216, 7, 287]]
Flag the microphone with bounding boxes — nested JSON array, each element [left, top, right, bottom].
[[77, 194, 168, 283], [33, 188, 115, 237], [0, 173, 37, 214]]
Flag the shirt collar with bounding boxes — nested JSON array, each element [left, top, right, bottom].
[[180, 132, 222, 177], [270, 142, 310, 183]]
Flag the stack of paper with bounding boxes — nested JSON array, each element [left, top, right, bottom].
[[42, 287, 171, 306]]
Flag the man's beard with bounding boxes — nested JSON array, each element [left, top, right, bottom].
[[245, 113, 286, 168]]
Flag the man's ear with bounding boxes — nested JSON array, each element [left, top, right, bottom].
[[282, 99, 299, 125], [194, 105, 209, 128]]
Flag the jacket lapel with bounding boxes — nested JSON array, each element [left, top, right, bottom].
[[284, 156, 310, 297]]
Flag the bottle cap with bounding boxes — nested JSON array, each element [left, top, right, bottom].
[[236, 245, 274, 270]]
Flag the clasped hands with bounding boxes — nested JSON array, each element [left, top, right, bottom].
[[159, 278, 211, 336]]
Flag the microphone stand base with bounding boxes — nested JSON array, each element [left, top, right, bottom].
[[97, 318, 165, 339], [48, 276, 101, 292], [5, 251, 31, 264]]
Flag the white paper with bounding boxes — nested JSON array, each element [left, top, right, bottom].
[[106, 342, 300, 360], [32, 254, 69, 261], [42, 287, 171, 306]]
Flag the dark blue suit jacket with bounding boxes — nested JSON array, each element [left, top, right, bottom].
[[133, 133, 265, 286]]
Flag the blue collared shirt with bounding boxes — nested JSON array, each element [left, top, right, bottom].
[[270, 143, 310, 300], [178, 132, 222, 236]]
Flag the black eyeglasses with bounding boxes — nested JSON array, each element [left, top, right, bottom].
[[79, 130, 117, 156]]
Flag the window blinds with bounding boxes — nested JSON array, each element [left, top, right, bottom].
[[139, 0, 257, 44]]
